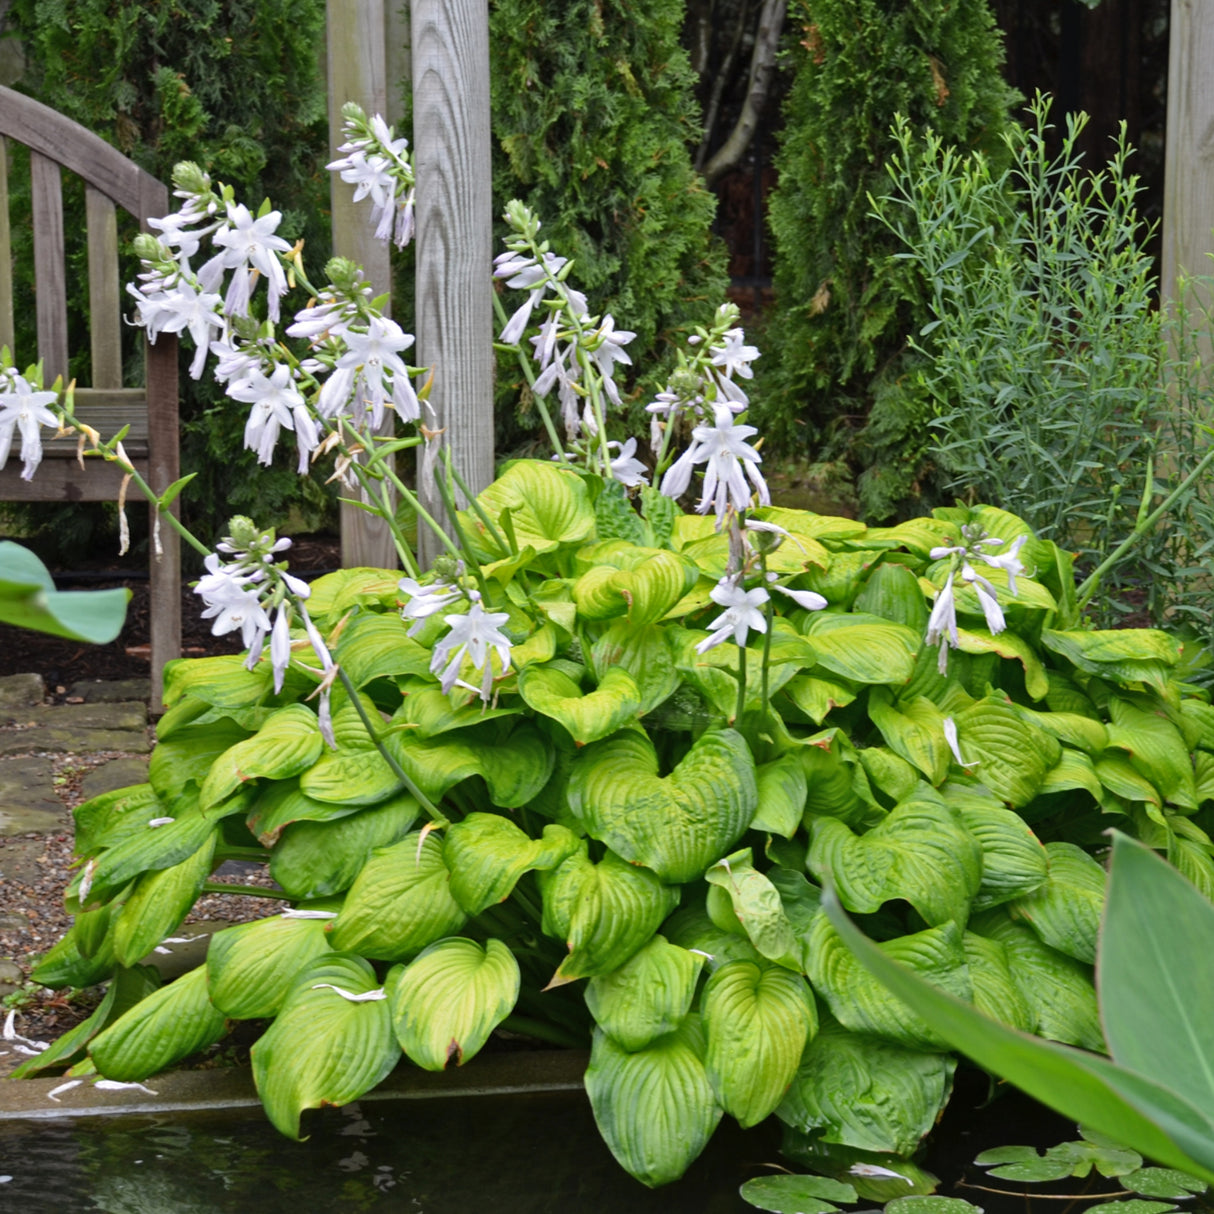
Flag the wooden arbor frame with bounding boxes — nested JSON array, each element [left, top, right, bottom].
[[0, 84, 180, 708]]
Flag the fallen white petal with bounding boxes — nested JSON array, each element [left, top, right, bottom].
[[280, 909, 339, 920], [47, 1080, 85, 1102], [161, 935, 205, 944], [94, 1080, 158, 1095], [13, 1044, 46, 1056], [311, 983, 387, 1002], [153, 946, 173, 954], [942, 716, 978, 769], [849, 1163, 910, 1182], [0, 1176, 11, 1183], [147, 817, 175, 828]]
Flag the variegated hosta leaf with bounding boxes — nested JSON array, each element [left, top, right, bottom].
[[588, 619, 680, 714], [148, 721, 254, 807], [327, 832, 467, 961], [300, 705, 403, 806], [162, 653, 274, 709], [1107, 697, 1198, 811], [800, 732, 879, 824], [802, 613, 921, 686], [540, 846, 679, 982], [585, 935, 703, 1052], [776, 1020, 956, 1156], [661, 906, 764, 974], [443, 813, 580, 916], [955, 803, 1049, 911], [74, 783, 164, 856], [868, 688, 951, 785], [805, 914, 970, 1050], [962, 931, 1035, 1033], [1008, 842, 1105, 964], [753, 753, 809, 838], [572, 548, 699, 625], [459, 458, 596, 557], [199, 704, 324, 809], [388, 937, 520, 1070], [251, 953, 399, 1140], [89, 965, 227, 1081], [206, 916, 334, 1018], [248, 779, 364, 847], [334, 612, 434, 686], [394, 679, 519, 739], [955, 627, 1050, 701], [269, 794, 419, 900], [111, 832, 217, 967], [950, 696, 1061, 808], [969, 910, 1103, 1050], [566, 727, 757, 884], [809, 799, 982, 927], [584, 1016, 723, 1188], [518, 665, 641, 747], [702, 959, 817, 1126], [705, 848, 801, 970]]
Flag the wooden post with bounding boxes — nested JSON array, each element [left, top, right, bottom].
[[327, 0, 399, 569], [412, 0, 495, 566], [1161, 0, 1214, 318]]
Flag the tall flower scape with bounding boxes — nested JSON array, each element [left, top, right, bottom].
[[10, 103, 1214, 1199]]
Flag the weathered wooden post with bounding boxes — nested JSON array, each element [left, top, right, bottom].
[[412, 0, 495, 565], [326, 0, 398, 568]]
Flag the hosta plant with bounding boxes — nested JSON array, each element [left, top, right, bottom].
[[10, 105, 1214, 1192]]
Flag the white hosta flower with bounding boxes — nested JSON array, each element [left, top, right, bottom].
[[660, 403, 770, 522], [147, 203, 210, 263], [696, 577, 770, 654], [942, 716, 977, 768], [197, 559, 272, 651], [431, 597, 513, 702], [228, 363, 306, 467], [127, 280, 225, 378], [399, 577, 464, 637], [318, 317, 418, 427], [270, 605, 293, 694], [976, 534, 1028, 593], [607, 437, 648, 488], [280, 909, 338, 920], [925, 571, 958, 674], [774, 584, 828, 612], [961, 561, 1006, 635], [199, 202, 292, 321], [711, 328, 760, 380], [0, 375, 60, 480], [587, 314, 635, 405]]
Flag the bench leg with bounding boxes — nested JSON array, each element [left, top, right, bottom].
[[148, 499, 181, 714]]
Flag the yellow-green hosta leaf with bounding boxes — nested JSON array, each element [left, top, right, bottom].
[[853, 561, 929, 632], [863, 515, 957, 556], [73, 783, 164, 856], [89, 964, 226, 1081], [461, 459, 595, 556], [567, 727, 757, 883], [1019, 709, 1109, 756], [751, 506, 867, 545], [305, 568, 401, 623], [776, 1020, 956, 1156], [443, 813, 579, 915], [970, 910, 1102, 1050], [1179, 699, 1214, 752], [334, 613, 433, 686], [149, 720, 253, 807], [963, 930, 1035, 1032], [1008, 842, 1105, 964], [1042, 630, 1180, 698], [956, 803, 1049, 911], [206, 915, 333, 1018], [705, 848, 801, 970], [584, 1016, 723, 1188], [394, 679, 519, 738], [251, 953, 398, 1140], [1108, 697, 1198, 811], [809, 799, 982, 927], [858, 747, 922, 803], [702, 960, 817, 1126], [585, 935, 703, 1052], [200, 704, 324, 809], [111, 833, 217, 966], [661, 906, 764, 974], [162, 653, 274, 709], [1096, 754, 1162, 807], [803, 613, 920, 685], [269, 793, 418, 899], [518, 665, 641, 746], [951, 696, 1061, 808], [327, 833, 467, 961], [30, 917, 119, 989], [956, 628, 1050, 701], [805, 914, 970, 1050], [1196, 752, 1214, 805], [782, 673, 859, 725], [799, 731, 880, 824], [541, 846, 679, 982], [589, 619, 679, 714], [388, 937, 519, 1070], [300, 705, 403, 806], [1039, 748, 1105, 802], [572, 549, 699, 625], [753, 753, 808, 838], [247, 779, 364, 847], [868, 689, 951, 785]]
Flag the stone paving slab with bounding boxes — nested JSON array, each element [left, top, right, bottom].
[[0, 837, 65, 883], [0, 757, 67, 837], [69, 678, 151, 703], [80, 757, 150, 801], [0, 727, 151, 757], [14, 703, 148, 732], [0, 675, 44, 715]]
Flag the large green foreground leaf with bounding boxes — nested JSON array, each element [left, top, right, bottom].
[[207, 916, 333, 1018], [0, 540, 129, 642]]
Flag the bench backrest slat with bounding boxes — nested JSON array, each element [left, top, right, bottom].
[[0, 136, 12, 357], [30, 149, 67, 384], [86, 186, 122, 389]]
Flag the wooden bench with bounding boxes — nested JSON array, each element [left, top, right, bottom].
[[0, 84, 180, 710]]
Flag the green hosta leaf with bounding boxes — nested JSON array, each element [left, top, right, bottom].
[[0, 540, 130, 641], [705, 848, 801, 969], [702, 960, 817, 1126], [661, 906, 764, 973], [584, 1016, 723, 1187], [854, 561, 928, 631], [389, 937, 519, 1069], [394, 680, 519, 738], [640, 484, 676, 548], [964, 931, 1035, 1032], [157, 696, 273, 741], [573, 548, 699, 626], [462, 459, 595, 555], [782, 674, 859, 725], [1040, 749, 1106, 801], [206, 915, 333, 1018], [300, 705, 403, 806], [443, 813, 579, 915], [541, 846, 679, 982], [957, 804, 1049, 911], [74, 784, 163, 856], [858, 747, 921, 804], [518, 664, 641, 746], [1179, 699, 1214, 752], [1009, 842, 1105, 964], [252, 953, 398, 1139], [1023, 710, 1109, 756], [327, 832, 467, 960], [30, 918, 119, 989], [269, 793, 419, 899], [149, 721, 253, 807], [868, 689, 951, 784], [200, 704, 324, 809], [588, 619, 679, 714], [335, 613, 433, 686], [162, 653, 274, 709], [247, 779, 364, 847], [111, 833, 217, 966], [305, 568, 400, 623], [1043, 630, 1180, 697], [951, 697, 1061, 807], [805, 914, 970, 1050], [776, 1020, 955, 1155], [970, 911, 1102, 1050], [803, 613, 920, 685], [956, 628, 1049, 701], [1098, 754, 1162, 806], [739, 1173, 858, 1214], [591, 477, 646, 544], [753, 753, 809, 838], [90, 965, 227, 1081], [1108, 698, 1198, 811], [809, 799, 982, 927], [585, 935, 703, 1052], [567, 727, 757, 884]]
